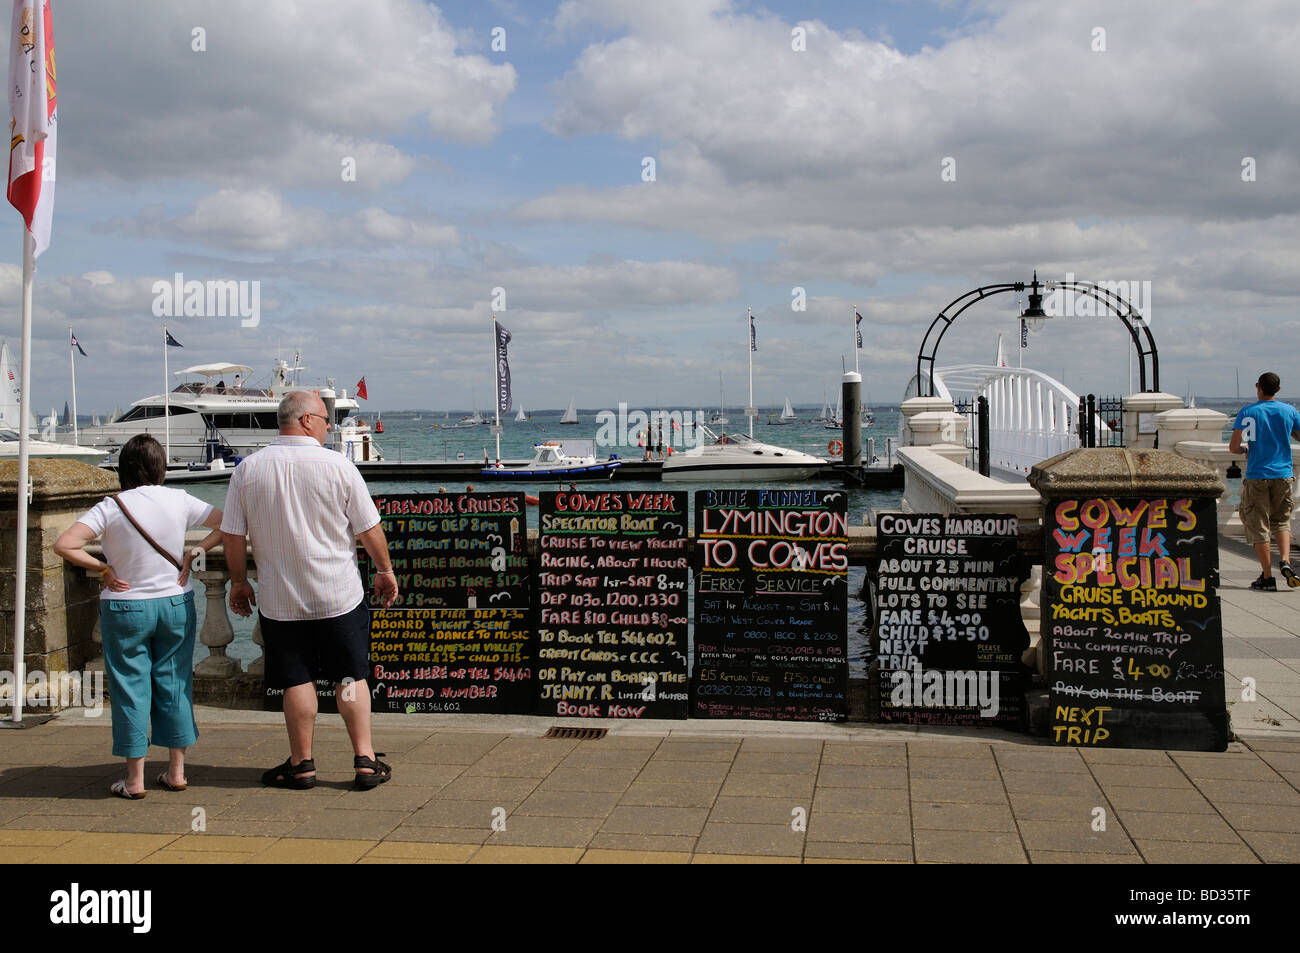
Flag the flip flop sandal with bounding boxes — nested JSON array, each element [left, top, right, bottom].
[[110, 779, 146, 800], [261, 757, 316, 789], [353, 753, 391, 790], [156, 772, 187, 792]]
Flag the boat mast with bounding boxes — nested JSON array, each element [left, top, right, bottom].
[[163, 325, 171, 463], [853, 305, 859, 375], [747, 307, 754, 438], [67, 326, 79, 445]]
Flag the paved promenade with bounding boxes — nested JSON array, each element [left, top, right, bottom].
[[0, 540, 1296, 865]]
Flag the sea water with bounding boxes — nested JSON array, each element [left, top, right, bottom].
[[183, 407, 904, 680]]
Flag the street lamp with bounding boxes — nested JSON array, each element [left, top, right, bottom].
[[1020, 270, 1049, 332]]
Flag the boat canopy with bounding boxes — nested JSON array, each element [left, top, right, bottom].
[[174, 363, 254, 378]]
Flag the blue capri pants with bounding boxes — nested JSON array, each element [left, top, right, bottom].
[[99, 592, 200, 758]]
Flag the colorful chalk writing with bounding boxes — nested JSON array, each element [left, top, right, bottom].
[[1044, 496, 1227, 751], [692, 488, 849, 722], [359, 492, 533, 714], [536, 491, 689, 718]]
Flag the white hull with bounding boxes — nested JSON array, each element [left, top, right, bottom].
[[661, 460, 822, 482], [660, 426, 824, 482], [59, 358, 361, 464], [0, 435, 108, 466]]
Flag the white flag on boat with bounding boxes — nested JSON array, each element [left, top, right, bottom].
[[7, 0, 56, 257]]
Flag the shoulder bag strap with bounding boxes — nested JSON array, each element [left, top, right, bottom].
[[112, 495, 183, 571]]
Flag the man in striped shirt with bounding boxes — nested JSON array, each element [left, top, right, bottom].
[[222, 391, 400, 790]]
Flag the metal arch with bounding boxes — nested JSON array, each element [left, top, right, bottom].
[[914, 278, 1160, 397], [916, 283, 1022, 398], [1050, 282, 1160, 393]]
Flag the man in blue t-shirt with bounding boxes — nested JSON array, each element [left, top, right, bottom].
[[1228, 372, 1300, 590]]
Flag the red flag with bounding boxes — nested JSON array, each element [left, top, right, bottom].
[[355, 377, 368, 400], [7, 0, 57, 257]]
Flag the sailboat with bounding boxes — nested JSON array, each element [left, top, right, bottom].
[[709, 372, 729, 426], [825, 391, 842, 430], [515, 404, 527, 422], [560, 397, 579, 425], [768, 396, 796, 425], [815, 390, 831, 423], [0, 341, 22, 431]]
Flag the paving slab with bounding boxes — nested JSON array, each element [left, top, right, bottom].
[[913, 830, 1026, 864], [805, 811, 912, 845], [601, 805, 710, 837], [694, 822, 805, 857], [619, 780, 721, 808], [1136, 841, 1262, 864], [1016, 818, 1137, 855], [1116, 810, 1244, 844], [912, 801, 1016, 832]]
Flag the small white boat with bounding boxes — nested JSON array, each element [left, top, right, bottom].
[[478, 439, 620, 481], [0, 428, 109, 466], [661, 426, 823, 482], [515, 405, 527, 422], [767, 396, 797, 425], [560, 397, 579, 425], [710, 372, 729, 426]]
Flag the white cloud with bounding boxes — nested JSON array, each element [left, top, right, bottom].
[[60, 0, 516, 188]]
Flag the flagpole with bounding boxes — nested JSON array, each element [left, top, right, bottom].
[[67, 326, 78, 444], [12, 233, 36, 721], [747, 307, 754, 439], [491, 314, 501, 463], [163, 325, 170, 463]]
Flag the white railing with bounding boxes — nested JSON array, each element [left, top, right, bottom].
[[909, 365, 1103, 480]]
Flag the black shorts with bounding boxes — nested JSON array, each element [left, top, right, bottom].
[[259, 600, 370, 690]]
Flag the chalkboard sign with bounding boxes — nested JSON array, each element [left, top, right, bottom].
[[873, 513, 1028, 727], [358, 492, 533, 714], [693, 489, 848, 722], [536, 491, 689, 718], [1044, 496, 1227, 751]]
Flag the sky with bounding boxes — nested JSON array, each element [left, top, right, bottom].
[[4, 0, 1298, 415]]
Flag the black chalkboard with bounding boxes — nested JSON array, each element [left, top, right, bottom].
[[692, 489, 848, 722], [358, 492, 533, 714], [873, 513, 1028, 727], [536, 491, 689, 718], [1043, 496, 1227, 750]]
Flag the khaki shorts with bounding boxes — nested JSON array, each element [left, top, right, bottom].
[[1239, 478, 1295, 545]]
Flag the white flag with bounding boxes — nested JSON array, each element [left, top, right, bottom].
[[7, 0, 56, 257]]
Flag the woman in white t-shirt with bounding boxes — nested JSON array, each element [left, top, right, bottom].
[[54, 435, 224, 799]]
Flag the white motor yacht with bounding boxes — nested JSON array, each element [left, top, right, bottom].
[[62, 359, 366, 464], [0, 428, 110, 466], [661, 426, 824, 482]]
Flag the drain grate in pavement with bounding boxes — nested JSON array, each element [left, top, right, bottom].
[[545, 726, 608, 740]]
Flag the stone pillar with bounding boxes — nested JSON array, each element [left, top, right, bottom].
[[1155, 407, 1230, 449], [0, 460, 121, 712], [901, 396, 954, 445], [1122, 392, 1183, 449]]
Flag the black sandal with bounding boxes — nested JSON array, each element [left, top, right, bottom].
[[353, 753, 391, 790], [261, 757, 316, 789]]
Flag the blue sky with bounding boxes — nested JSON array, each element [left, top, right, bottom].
[[5, 0, 1298, 414]]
